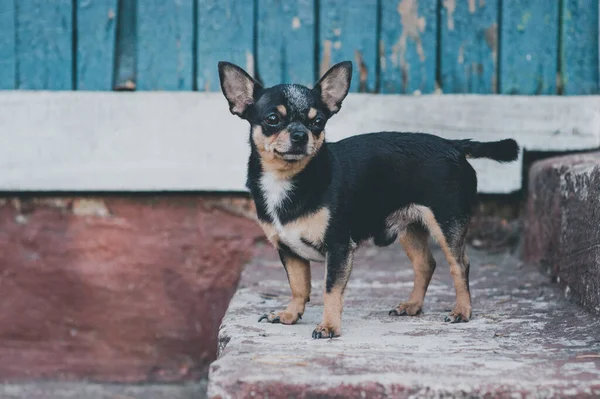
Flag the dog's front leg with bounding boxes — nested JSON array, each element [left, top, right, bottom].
[[312, 243, 354, 339], [259, 247, 311, 325]]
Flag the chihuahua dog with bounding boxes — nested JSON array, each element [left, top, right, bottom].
[[218, 60, 518, 339]]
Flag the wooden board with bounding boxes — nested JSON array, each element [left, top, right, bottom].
[[380, 0, 437, 94], [197, 0, 255, 92], [76, 0, 118, 90], [500, 1, 559, 94], [137, 0, 194, 90], [319, 0, 378, 92], [440, 0, 499, 93], [257, 0, 315, 87], [1, 92, 599, 194], [561, 0, 599, 94], [0, 1, 15, 90], [15, 0, 73, 90]]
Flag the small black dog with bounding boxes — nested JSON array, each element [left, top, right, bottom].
[[218, 61, 518, 339]]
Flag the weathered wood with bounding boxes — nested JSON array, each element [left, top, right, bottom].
[[380, 0, 437, 94], [0, 93, 598, 193], [561, 0, 599, 95], [319, 0, 378, 92], [500, 1, 559, 94], [197, 0, 254, 92], [440, 0, 499, 93], [76, 0, 118, 90], [257, 0, 315, 87], [113, 0, 136, 90], [0, 2, 15, 89], [137, 0, 194, 90], [15, 0, 73, 90]]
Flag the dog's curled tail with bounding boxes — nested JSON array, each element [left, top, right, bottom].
[[454, 139, 519, 163]]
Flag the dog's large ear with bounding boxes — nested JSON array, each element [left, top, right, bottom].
[[313, 61, 352, 115], [218, 62, 262, 117]]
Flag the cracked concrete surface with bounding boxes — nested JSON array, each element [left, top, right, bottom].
[[209, 242, 600, 398]]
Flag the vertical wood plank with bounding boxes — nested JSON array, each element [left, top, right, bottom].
[[197, 0, 255, 92], [440, 0, 499, 93], [500, 1, 559, 94], [0, 1, 16, 89], [15, 0, 73, 90], [561, 0, 599, 94], [137, 0, 194, 90], [380, 0, 437, 94], [319, 0, 378, 92], [257, 0, 315, 87], [76, 0, 118, 90]]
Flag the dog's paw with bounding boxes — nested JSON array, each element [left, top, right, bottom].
[[444, 304, 472, 323], [258, 310, 302, 325], [311, 323, 340, 339], [388, 301, 422, 316]]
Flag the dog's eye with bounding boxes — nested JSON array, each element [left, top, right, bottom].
[[313, 117, 325, 129], [265, 113, 280, 126]]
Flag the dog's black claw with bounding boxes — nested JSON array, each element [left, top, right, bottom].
[[297, 313, 302, 320], [451, 315, 464, 324], [388, 309, 397, 316], [258, 314, 269, 323], [390, 308, 407, 316], [444, 315, 452, 322], [312, 330, 321, 339], [328, 331, 334, 339], [272, 316, 280, 324]]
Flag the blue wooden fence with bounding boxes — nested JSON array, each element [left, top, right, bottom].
[[0, 0, 598, 94]]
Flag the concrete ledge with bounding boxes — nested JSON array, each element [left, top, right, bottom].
[[208, 244, 600, 398], [0, 195, 261, 382], [524, 152, 600, 314], [0, 381, 207, 399], [1, 92, 600, 193]]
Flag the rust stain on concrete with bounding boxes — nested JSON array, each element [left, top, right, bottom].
[[391, 0, 427, 92]]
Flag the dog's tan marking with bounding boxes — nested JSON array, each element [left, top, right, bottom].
[[261, 253, 311, 325], [276, 104, 287, 117], [259, 221, 279, 247], [308, 107, 318, 119], [416, 206, 472, 321], [283, 207, 329, 243], [278, 207, 329, 262], [394, 225, 436, 315], [282, 255, 311, 321], [251, 125, 325, 180], [316, 286, 344, 336]]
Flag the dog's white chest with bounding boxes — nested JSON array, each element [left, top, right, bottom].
[[260, 173, 327, 262]]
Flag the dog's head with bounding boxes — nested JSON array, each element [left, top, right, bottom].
[[218, 61, 352, 172]]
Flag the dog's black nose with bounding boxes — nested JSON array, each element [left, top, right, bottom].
[[291, 131, 308, 145]]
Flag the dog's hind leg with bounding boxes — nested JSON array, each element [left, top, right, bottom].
[[389, 223, 436, 316], [440, 230, 471, 323], [417, 207, 472, 323]]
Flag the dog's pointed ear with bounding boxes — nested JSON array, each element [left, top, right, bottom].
[[218, 62, 262, 117], [313, 61, 352, 115]]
